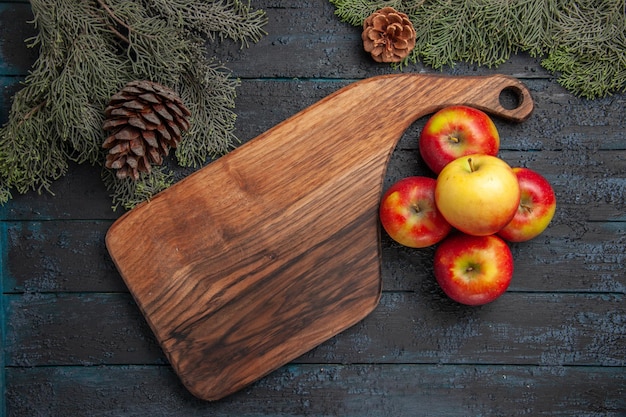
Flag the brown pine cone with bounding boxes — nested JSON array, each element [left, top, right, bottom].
[[102, 80, 191, 180], [362, 7, 416, 63]]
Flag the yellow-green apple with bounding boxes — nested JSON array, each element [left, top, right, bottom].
[[434, 233, 513, 306], [419, 105, 500, 174], [379, 176, 452, 248], [435, 154, 520, 236], [498, 167, 556, 242]]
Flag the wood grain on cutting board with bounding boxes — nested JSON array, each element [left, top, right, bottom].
[[105, 73, 533, 400]]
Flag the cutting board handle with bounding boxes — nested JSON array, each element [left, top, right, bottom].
[[414, 73, 534, 122], [319, 73, 534, 134]]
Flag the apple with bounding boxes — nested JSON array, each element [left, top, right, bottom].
[[419, 105, 500, 174], [498, 167, 556, 242], [434, 233, 513, 305], [379, 176, 452, 248], [435, 154, 521, 236]]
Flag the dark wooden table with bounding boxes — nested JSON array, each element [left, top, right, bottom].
[[1, 1, 625, 415]]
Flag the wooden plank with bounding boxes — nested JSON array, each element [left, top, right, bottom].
[[3, 293, 165, 366], [3, 218, 624, 295], [230, 79, 626, 151], [0, 3, 36, 76], [2, 1, 624, 156], [0, 1, 550, 82], [2, 220, 126, 293], [3, 77, 624, 221], [3, 154, 624, 297], [5, 364, 625, 416], [207, 0, 553, 80], [5, 292, 624, 367], [388, 148, 626, 222], [0, 161, 121, 221], [498, 151, 626, 222], [0, 1, 554, 85], [380, 220, 626, 294]]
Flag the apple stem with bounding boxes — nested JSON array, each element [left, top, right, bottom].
[[468, 157, 476, 173], [521, 203, 533, 214], [449, 135, 460, 143]]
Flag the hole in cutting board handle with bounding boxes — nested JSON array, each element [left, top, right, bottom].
[[499, 86, 524, 110]]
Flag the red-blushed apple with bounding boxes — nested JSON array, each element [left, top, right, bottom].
[[379, 176, 452, 248], [435, 154, 521, 236], [434, 233, 513, 306], [498, 167, 557, 242], [419, 105, 500, 174]]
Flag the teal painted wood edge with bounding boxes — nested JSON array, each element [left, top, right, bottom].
[[1, 221, 7, 417], [2, 2, 29, 410]]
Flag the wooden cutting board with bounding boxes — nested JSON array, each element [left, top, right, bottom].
[[106, 74, 534, 401]]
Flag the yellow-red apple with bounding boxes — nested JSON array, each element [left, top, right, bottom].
[[434, 233, 513, 306], [379, 176, 452, 248], [435, 154, 520, 236], [498, 167, 556, 242], [419, 105, 500, 174]]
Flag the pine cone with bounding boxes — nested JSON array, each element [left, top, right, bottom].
[[362, 7, 416, 63], [102, 80, 191, 180]]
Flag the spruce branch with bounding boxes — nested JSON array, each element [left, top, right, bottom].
[[102, 165, 173, 211], [150, 0, 268, 47], [176, 55, 240, 167], [330, 0, 626, 98], [95, 0, 134, 37], [1, 0, 267, 210]]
